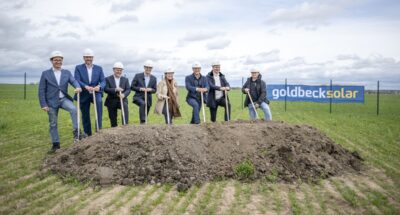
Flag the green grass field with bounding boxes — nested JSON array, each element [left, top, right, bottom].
[[0, 83, 399, 215]]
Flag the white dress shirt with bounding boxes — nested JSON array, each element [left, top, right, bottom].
[[86, 65, 93, 83], [213, 73, 223, 100], [52, 68, 64, 98], [114, 75, 121, 89]]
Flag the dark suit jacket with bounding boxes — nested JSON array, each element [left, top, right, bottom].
[[74, 63, 106, 103], [131, 72, 157, 106], [104, 75, 131, 107], [185, 73, 209, 102], [38, 68, 80, 108], [206, 71, 230, 108]]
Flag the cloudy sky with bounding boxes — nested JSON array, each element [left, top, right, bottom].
[[0, 0, 399, 89]]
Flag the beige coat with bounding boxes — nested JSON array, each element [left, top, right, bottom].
[[154, 79, 179, 115]]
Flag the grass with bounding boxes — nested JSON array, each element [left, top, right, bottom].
[[0, 83, 399, 214]]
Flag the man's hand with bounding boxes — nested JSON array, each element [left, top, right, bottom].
[[225, 87, 230, 91], [244, 88, 249, 93], [42, 107, 49, 112], [140, 87, 146, 92], [74, 88, 82, 93], [146, 88, 153, 92], [93, 86, 100, 92], [255, 103, 260, 108], [115, 87, 123, 92], [85, 86, 94, 92], [118, 93, 125, 99], [220, 87, 226, 91]]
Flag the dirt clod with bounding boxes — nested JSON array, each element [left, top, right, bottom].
[[43, 121, 363, 189]]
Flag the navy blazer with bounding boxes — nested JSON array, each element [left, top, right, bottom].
[[185, 73, 209, 102], [104, 75, 131, 107], [131, 72, 157, 106], [74, 63, 106, 102], [38, 68, 80, 108], [206, 71, 230, 108]]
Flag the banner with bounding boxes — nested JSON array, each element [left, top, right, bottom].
[[267, 84, 365, 103]]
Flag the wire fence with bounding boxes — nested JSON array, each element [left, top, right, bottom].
[[1, 73, 399, 116]]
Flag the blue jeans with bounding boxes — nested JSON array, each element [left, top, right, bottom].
[[248, 102, 272, 121], [187, 98, 202, 124], [48, 98, 78, 143]]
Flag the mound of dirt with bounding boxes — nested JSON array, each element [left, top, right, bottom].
[[43, 121, 363, 190]]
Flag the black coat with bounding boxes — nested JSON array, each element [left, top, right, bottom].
[[104, 75, 131, 107], [131, 72, 157, 106], [242, 74, 269, 106], [206, 71, 230, 108]]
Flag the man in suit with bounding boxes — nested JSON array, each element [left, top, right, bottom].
[[104, 62, 131, 127], [131, 60, 157, 124], [74, 48, 106, 135], [206, 61, 231, 122], [185, 62, 209, 124], [38, 51, 82, 153]]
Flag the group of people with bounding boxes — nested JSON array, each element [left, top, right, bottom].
[[38, 49, 272, 153]]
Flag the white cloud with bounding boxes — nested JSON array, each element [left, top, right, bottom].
[[206, 38, 231, 50], [245, 50, 280, 65]]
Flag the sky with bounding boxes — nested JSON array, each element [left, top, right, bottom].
[[0, 0, 399, 89]]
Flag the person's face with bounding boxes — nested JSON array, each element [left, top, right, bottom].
[[212, 65, 220, 74], [144, 66, 152, 75], [165, 73, 174, 80], [51, 57, 63, 69], [83, 56, 93, 65], [251, 72, 259, 79], [192, 67, 201, 76], [113, 68, 123, 77]]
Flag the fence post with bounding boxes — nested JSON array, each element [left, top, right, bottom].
[[241, 77, 244, 109], [377, 80, 380, 116], [24, 72, 27, 100], [329, 79, 332, 114], [284, 78, 287, 112]]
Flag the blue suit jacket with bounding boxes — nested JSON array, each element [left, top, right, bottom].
[[38, 68, 80, 108], [74, 64, 106, 102], [185, 73, 209, 102]]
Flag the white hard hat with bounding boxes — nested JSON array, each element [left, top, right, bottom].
[[192, 62, 202, 68], [211, 61, 220, 66], [250, 67, 260, 73], [113, 62, 124, 69], [49, 51, 63, 60], [144, 60, 153, 68], [83, 48, 94, 57], [165, 67, 174, 74]]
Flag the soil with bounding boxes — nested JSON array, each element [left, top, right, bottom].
[[42, 120, 363, 191]]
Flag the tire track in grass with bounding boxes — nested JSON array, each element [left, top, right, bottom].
[[288, 187, 303, 215], [161, 186, 193, 215], [130, 184, 162, 214], [96, 185, 134, 214], [138, 184, 173, 215], [202, 181, 228, 215], [216, 180, 235, 215], [275, 184, 290, 215], [102, 185, 145, 215], [150, 186, 178, 215], [181, 183, 212, 215], [0, 175, 59, 211], [3, 180, 63, 215], [322, 179, 354, 214], [310, 181, 328, 215], [44, 187, 94, 215], [15, 183, 75, 215], [190, 182, 217, 215], [114, 185, 152, 215], [226, 181, 253, 215], [299, 183, 319, 215], [64, 186, 110, 215], [88, 185, 132, 215], [348, 175, 400, 214], [0, 173, 42, 200], [171, 184, 202, 215], [367, 168, 400, 205], [253, 181, 276, 215], [331, 179, 364, 213], [76, 185, 125, 215]]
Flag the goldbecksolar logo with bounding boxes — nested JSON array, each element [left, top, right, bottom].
[[267, 85, 365, 103]]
